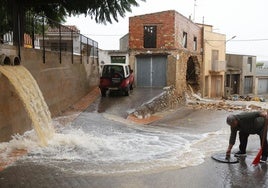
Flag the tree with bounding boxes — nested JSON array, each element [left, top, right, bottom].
[[0, 0, 12, 41], [0, 0, 145, 45], [28, 0, 144, 24], [256, 62, 264, 68]]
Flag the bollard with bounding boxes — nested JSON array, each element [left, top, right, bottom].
[[0, 54, 11, 65]]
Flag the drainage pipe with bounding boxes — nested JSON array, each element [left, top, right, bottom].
[[0, 54, 11, 65]]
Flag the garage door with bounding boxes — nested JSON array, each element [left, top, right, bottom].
[[258, 78, 268, 94], [136, 56, 167, 87], [211, 75, 222, 98]]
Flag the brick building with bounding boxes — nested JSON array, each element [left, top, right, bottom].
[[128, 10, 202, 95]]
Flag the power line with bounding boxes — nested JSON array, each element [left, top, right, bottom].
[[206, 38, 268, 42], [84, 34, 124, 37], [232, 38, 268, 42]]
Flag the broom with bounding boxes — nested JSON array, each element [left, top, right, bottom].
[[252, 115, 268, 166]]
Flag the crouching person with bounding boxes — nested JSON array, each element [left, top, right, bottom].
[[226, 111, 268, 162]]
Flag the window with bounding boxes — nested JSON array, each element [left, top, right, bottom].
[[111, 56, 126, 64], [226, 75, 230, 87], [125, 66, 129, 76], [182, 32, 187, 48], [193, 37, 197, 51], [247, 57, 253, 72], [211, 50, 219, 70], [50, 42, 67, 52], [102, 65, 124, 77], [144, 26, 157, 48]]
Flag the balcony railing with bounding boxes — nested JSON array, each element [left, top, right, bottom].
[[1, 13, 98, 64], [211, 60, 226, 72]]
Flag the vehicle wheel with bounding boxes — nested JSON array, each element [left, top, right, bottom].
[[124, 86, 129, 96], [101, 89, 107, 97]]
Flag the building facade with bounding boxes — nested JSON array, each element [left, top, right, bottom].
[[98, 49, 129, 71], [198, 24, 226, 98], [255, 67, 268, 96], [128, 10, 202, 95], [225, 54, 257, 97]]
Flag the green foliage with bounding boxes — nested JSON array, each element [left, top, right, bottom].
[[0, 0, 12, 35], [1, 0, 144, 25], [0, 0, 145, 44], [256, 62, 264, 67]]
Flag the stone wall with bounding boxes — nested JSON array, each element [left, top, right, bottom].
[[0, 46, 99, 142], [131, 86, 185, 119]]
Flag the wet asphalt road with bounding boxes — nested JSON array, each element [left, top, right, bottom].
[[1, 88, 268, 188], [86, 87, 164, 118]]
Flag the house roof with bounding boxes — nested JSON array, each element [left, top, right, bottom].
[[226, 53, 256, 58], [47, 25, 80, 33]]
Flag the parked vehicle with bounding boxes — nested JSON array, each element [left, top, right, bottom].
[[99, 64, 134, 97]]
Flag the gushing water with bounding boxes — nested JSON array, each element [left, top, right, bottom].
[[0, 65, 54, 146], [0, 72, 231, 174], [0, 111, 231, 175]]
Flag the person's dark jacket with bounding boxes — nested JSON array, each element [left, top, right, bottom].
[[229, 111, 265, 145]]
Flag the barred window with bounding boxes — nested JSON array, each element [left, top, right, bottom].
[[182, 32, 187, 48], [144, 26, 157, 48]]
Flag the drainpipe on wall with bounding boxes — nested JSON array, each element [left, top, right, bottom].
[[200, 18, 205, 97]]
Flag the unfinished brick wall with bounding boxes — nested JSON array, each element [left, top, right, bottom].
[[129, 10, 203, 96], [129, 10, 202, 52], [129, 11, 176, 49]]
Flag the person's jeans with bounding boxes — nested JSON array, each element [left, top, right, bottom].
[[239, 127, 268, 157], [239, 131, 249, 153]]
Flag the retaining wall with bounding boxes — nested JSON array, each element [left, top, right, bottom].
[[0, 45, 99, 142]]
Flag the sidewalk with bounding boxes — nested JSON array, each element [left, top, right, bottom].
[[56, 87, 100, 126]]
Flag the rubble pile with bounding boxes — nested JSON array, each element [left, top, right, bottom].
[[131, 86, 268, 120], [226, 94, 266, 102], [131, 86, 185, 119], [187, 101, 248, 112], [186, 93, 266, 112]]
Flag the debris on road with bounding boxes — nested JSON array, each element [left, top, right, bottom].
[[131, 86, 185, 119], [130, 85, 268, 120], [186, 92, 267, 112]]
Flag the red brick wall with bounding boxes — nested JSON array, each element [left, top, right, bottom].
[[174, 13, 202, 52], [129, 10, 202, 53], [129, 11, 175, 49]]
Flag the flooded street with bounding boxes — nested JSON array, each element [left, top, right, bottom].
[[1, 88, 268, 187], [17, 108, 230, 176]]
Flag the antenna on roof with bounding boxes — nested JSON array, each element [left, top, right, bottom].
[[193, 0, 197, 22]]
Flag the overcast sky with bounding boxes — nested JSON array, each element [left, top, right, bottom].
[[66, 0, 268, 61]]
